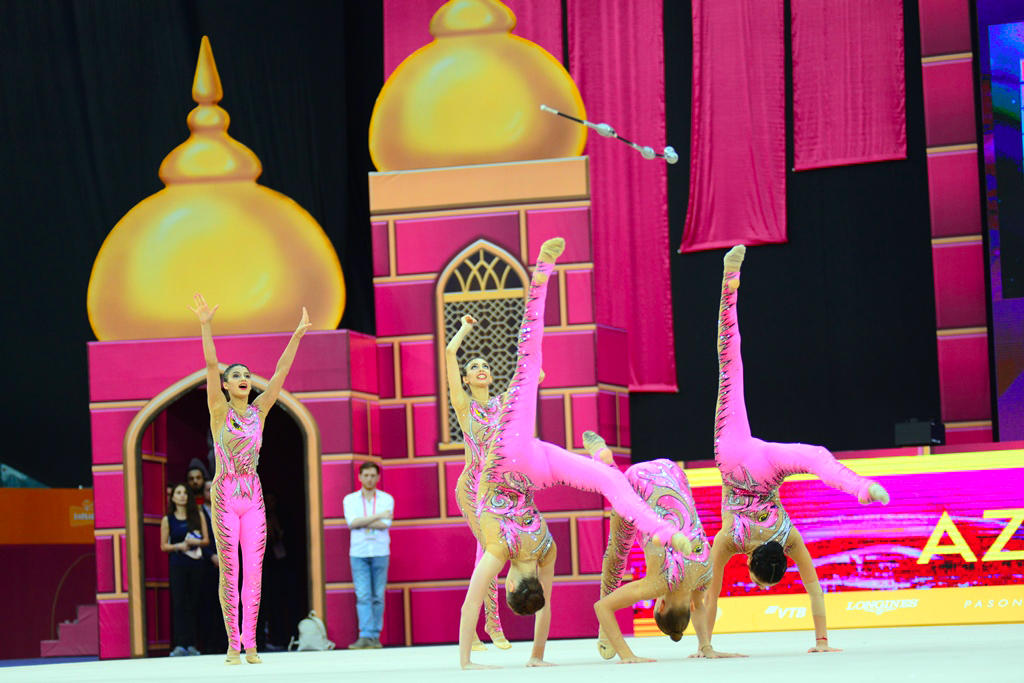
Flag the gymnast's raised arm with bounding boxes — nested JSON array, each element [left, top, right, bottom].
[[253, 307, 312, 418], [189, 293, 227, 426], [445, 315, 476, 419]]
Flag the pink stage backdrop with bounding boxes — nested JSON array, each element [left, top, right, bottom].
[[681, 0, 787, 253], [382, 0, 563, 79], [567, 0, 677, 391], [792, 0, 907, 170]]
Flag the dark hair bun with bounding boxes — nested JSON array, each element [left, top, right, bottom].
[[750, 540, 787, 584]]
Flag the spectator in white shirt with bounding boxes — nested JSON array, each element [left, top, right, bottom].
[[342, 461, 394, 649]]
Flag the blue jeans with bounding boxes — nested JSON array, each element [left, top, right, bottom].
[[350, 555, 389, 638]]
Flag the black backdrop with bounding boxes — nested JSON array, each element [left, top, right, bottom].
[[632, 0, 941, 463], [0, 1, 940, 487], [0, 1, 382, 487]]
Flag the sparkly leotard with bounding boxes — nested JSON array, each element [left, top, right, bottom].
[[602, 459, 712, 598], [476, 260, 681, 554], [455, 396, 511, 635], [715, 266, 877, 552], [455, 396, 503, 520], [210, 403, 267, 652]]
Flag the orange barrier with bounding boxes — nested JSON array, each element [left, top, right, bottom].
[[0, 489, 95, 545]]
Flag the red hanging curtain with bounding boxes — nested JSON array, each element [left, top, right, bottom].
[[680, 0, 787, 253], [383, 0, 563, 79], [792, 0, 906, 170], [567, 0, 677, 392]]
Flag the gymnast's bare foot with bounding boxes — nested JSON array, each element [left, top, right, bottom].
[[862, 482, 890, 505], [485, 626, 512, 650], [539, 237, 565, 263], [583, 430, 615, 466], [723, 245, 746, 289], [526, 657, 555, 667]]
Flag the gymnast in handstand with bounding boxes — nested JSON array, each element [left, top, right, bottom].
[[457, 238, 692, 669], [701, 246, 890, 656], [590, 452, 740, 662]]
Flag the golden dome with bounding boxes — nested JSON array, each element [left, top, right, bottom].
[[87, 37, 345, 340], [369, 0, 587, 171]]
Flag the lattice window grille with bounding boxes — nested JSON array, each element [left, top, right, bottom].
[[440, 247, 527, 445]]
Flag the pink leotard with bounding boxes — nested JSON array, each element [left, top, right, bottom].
[[602, 459, 712, 597], [455, 396, 506, 635], [478, 261, 680, 551], [210, 404, 267, 652], [715, 268, 876, 550]]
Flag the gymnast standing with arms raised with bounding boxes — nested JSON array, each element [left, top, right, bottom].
[[455, 238, 693, 669], [190, 293, 311, 665], [700, 246, 890, 656]]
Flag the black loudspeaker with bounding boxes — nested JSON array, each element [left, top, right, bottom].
[[894, 419, 945, 446]]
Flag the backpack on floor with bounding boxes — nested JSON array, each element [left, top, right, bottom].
[[288, 610, 335, 651]]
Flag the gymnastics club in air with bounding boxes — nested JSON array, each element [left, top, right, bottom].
[[539, 104, 678, 164]]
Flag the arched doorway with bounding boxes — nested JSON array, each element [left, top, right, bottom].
[[120, 368, 324, 657]]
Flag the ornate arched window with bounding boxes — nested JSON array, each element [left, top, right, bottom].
[[436, 239, 528, 447]]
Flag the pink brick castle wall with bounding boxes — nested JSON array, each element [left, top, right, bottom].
[[362, 157, 634, 645], [89, 157, 635, 656]]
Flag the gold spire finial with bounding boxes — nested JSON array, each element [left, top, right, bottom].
[[192, 36, 224, 104], [430, 0, 515, 36], [158, 36, 261, 183]]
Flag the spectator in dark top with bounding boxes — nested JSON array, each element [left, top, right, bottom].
[[185, 459, 225, 653], [160, 483, 210, 656]]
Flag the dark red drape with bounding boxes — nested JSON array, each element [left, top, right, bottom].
[[792, 0, 906, 170], [568, 0, 677, 391], [680, 0, 787, 253]]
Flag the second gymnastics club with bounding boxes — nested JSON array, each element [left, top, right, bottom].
[[539, 104, 678, 164]]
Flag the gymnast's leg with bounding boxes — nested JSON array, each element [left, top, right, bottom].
[[498, 238, 563, 450], [210, 481, 242, 662], [596, 512, 637, 659], [717, 246, 887, 504], [761, 441, 889, 504], [714, 245, 753, 469], [536, 438, 689, 553], [237, 488, 267, 663]]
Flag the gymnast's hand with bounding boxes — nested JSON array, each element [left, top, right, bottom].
[[689, 646, 746, 659], [618, 655, 655, 664], [189, 293, 219, 324], [808, 640, 841, 653], [460, 315, 477, 328]]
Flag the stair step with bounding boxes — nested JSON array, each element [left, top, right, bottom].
[[76, 604, 98, 622], [40, 603, 99, 657]]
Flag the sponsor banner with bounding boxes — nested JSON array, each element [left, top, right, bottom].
[[0, 489, 95, 544], [634, 584, 1024, 636], [629, 449, 1024, 633]]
